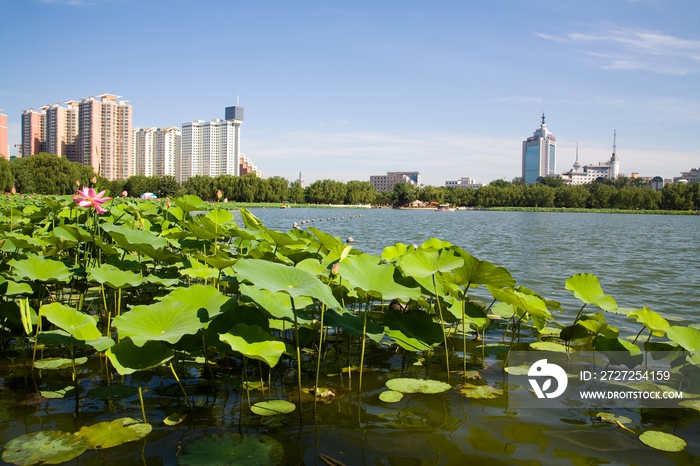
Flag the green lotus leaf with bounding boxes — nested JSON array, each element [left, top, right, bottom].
[[164, 413, 187, 426], [37, 329, 76, 346], [399, 249, 463, 278], [385, 378, 451, 394], [53, 224, 92, 243], [1, 430, 90, 465], [178, 433, 284, 466], [41, 385, 79, 399], [88, 385, 138, 400], [100, 222, 167, 251], [295, 258, 325, 276], [504, 365, 531, 376], [3, 232, 49, 251], [86, 336, 115, 352], [8, 257, 72, 283], [451, 247, 515, 288], [594, 336, 643, 368], [105, 339, 174, 375], [565, 273, 617, 312], [173, 194, 206, 212], [40, 302, 101, 341], [234, 258, 341, 309], [0, 278, 33, 297], [198, 252, 237, 271], [239, 284, 314, 322], [185, 220, 222, 240], [264, 229, 306, 248], [418, 238, 453, 251], [79, 417, 151, 449], [307, 226, 343, 251], [112, 300, 205, 346], [665, 326, 700, 352], [205, 208, 236, 226], [627, 307, 670, 337], [338, 254, 421, 302], [87, 264, 143, 289], [34, 357, 87, 370], [381, 242, 411, 264], [459, 383, 504, 399], [383, 309, 444, 351], [161, 284, 231, 322], [379, 390, 404, 403], [639, 431, 686, 452], [180, 267, 219, 280], [679, 400, 700, 411], [529, 341, 571, 352], [238, 207, 265, 230], [144, 274, 181, 288], [487, 286, 551, 320], [219, 323, 287, 367], [250, 400, 296, 416], [324, 310, 385, 343], [596, 412, 632, 424]]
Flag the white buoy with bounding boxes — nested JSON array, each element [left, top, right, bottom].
[[346, 237, 355, 243]]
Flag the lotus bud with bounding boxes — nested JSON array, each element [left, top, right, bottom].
[[10, 186, 16, 195], [76, 180, 81, 186], [166, 199, 171, 208], [217, 189, 223, 199], [331, 263, 340, 275], [91, 176, 97, 184], [121, 190, 128, 197]]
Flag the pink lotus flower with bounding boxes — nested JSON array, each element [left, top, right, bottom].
[[10, 186, 16, 195], [91, 176, 97, 184], [121, 190, 128, 198], [217, 189, 223, 199], [73, 186, 112, 214], [76, 180, 80, 187], [166, 199, 171, 208]]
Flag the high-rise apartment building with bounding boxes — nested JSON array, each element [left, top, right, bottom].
[[0, 112, 8, 159], [180, 104, 244, 183], [522, 114, 556, 184], [21, 94, 132, 180], [133, 126, 181, 179], [78, 94, 132, 180]]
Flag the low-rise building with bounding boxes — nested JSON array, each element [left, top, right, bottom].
[[445, 177, 482, 189], [370, 171, 421, 192]]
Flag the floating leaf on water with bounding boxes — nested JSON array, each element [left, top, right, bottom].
[[178, 433, 284, 466], [164, 413, 187, 426], [242, 381, 264, 391], [88, 385, 138, 400], [79, 417, 152, 449], [459, 383, 504, 399], [34, 357, 87, 370], [40, 385, 78, 399], [529, 341, 571, 353], [638, 431, 686, 452], [251, 400, 296, 416], [679, 400, 700, 411], [596, 412, 632, 425], [1, 430, 90, 465], [504, 365, 531, 376], [385, 378, 451, 394], [379, 390, 404, 403]]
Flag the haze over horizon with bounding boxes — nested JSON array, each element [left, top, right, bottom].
[[1, 0, 699, 186]]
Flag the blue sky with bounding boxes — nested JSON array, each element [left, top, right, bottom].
[[1, 0, 699, 185]]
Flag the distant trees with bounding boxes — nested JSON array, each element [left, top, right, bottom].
[[10, 153, 97, 195], [0, 158, 14, 192]]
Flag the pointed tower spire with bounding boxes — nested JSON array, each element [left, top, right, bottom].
[[573, 138, 581, 171], [541, 112, 545, 125]]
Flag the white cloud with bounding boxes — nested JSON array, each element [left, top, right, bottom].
[[495, 96, 543, 104]]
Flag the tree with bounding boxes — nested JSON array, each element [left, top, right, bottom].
[[524, 184, 555, 207], [538, 176, 564, 188], [447, 187, 476, 207], [11, 153, 98, 194], [123, 175, 152, 198], [345, 180, 377, 205], [266, 177, 290, 203], [158, 175, 181, 198], [392, 182, 418, 207], [590, 184, 617, 208], [288, 181, 305, 204], [554, 185, 589, 208], [489, 179, 511, 188], [0, 158, 14, 192], [183, 175, 215, 200]]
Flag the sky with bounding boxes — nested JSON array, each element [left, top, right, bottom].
[[1, 0, 699, 186]]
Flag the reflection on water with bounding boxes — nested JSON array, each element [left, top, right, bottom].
[[1, 209, 698, 465]]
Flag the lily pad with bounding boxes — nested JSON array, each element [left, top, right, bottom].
[[34, 357, 87, 370], [379, 390, 404, 403], [385, 378, 451, 394], [679, 400, 700, 412], [529, 341, 571, 353], [178, 433, 284, 466], [79, 417, 152, 449], [459, 383, 504, 399], [596, 412, 632, 425], [250, 400, 296, 416], [164, 413, 187, 426], [638, 431, 686, 452], [2, 430, 90, 465]]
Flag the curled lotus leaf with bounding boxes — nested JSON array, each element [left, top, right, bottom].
[[105, 339, 174, 375], [400, 248, 464, 278], [40, 302, 101, 342], [250, 400, 296, 416], [665, 326, 700, 352], [1, 430, 90, 465], [337, 254, 421, 302], [638, 431, 686, 452], [627, 307, 669, 337], [78, 417, 152, 449], [379, 390, 404, 403], [565, 273, 617, 312], [385, 378, 451, 394], [178, 433, 284, 466], [8, 257, 72, 283], [86, 264, 143, 289]]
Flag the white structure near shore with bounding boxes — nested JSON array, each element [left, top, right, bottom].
[[560, 133, 620, 185], [445, 177, 482, 188]]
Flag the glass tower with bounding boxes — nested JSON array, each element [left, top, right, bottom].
[[522, 114, 556, 184]]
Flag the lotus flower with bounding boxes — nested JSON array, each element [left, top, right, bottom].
[[121, 190, 128, 198], [73, 186, 112, 214], [217, 189, 223, 199], [10, 186, 16, 195], [91, 176, 97, 184]]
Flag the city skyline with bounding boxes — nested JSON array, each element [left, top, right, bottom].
[[1, 1, 699, 186]]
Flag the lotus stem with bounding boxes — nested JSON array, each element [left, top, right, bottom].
[[291, 299, 303, 421], [358, 299, 370, 394], [432, 276, 450, 382], [169, 362, 189, 406], [314, 304, 327, 414], [138, 382, 147, 423]]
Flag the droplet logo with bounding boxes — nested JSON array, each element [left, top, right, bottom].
[[528, 359, 568, 399]]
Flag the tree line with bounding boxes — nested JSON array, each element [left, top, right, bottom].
[[2, 153, 698, 210]]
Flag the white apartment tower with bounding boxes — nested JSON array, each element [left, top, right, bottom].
[[133, 127, 181, 179], [133, 127, 157, 176]]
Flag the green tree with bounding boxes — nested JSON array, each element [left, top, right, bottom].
[[157, 175, 181, 198], [345, 180, 377, 205], [183, 175, 216, 200], [661, 183, 693, 210], [538, 176, 564, 188], [554, 185, 589, 208], [123, 175, 152, 198], [288, 181, 305, 204], [11, 153, 97, 194], [266, 177, 290, 203], [392, 182, 418, 207], [523, 184, 555, 207], [306, 179, 347, 204], [489, 179, 511, 188], [0, 158, 15, 192], [418, 185, 446, 204], [590, 184, 617, 208]]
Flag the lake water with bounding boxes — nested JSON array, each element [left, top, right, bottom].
[[250, 208, 700, 325], [1, 208, 699, 465]]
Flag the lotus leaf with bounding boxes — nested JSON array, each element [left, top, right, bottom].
[[565, 273, 617, 312], [379, 390, 404, 403], [185, 220, 222, 240], [219, 323, 287, 367], [181, 267, 219, 280], [399, 249, 463, 278], [666, 326, 700, 352], [593, 336, 643, 368], [596, 412, 632, 424], [239, 284, 313, 322], [381, 242, 411, 263], [40, 302, 101, 341], [504, 365, 531, 376], [385, 378, 451, 394], [164, 413, 187, 426], [178, 433, 284, 466], [8, 257, 72, 283], [234, 258, 341, 309], [198, 252, 238, 270], [338, 254, 421, 302], [34, 357, 87, 370], [0, 279, 33, 297], [105, 339, 174, 375], [451, 247, 515, 288], [638, 431, 686, 452], [173, 194, 206, 212], [88, 385, 138, 400], [679, 400, 700, 411], [1, 430, 90, 465], [529, 341, 571, 353], [250, 400, 296, 416], [205, 208, 236, 226], [79, 417, 151, 449], [41, 386, 78, 399], [112, 300, 206, 346], [627, 307, 669, 337], [487, 286, 551, 320], [459, 383, 504, 399], [86, 264, 143, 289], [101, 222, 168, 251], [324, 310, 384, 343], [307, 226, 343, 251], [383, 309, 443, 351]]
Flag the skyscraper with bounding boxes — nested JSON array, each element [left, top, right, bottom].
[[133, 126, 181, 179], [21, 108, 46, 157], [45, 101, 79, 161], [0, 112, 8, 159], [522, 114, 556, 184]]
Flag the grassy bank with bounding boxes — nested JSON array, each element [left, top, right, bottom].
[[486, 206, 697, 215]]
